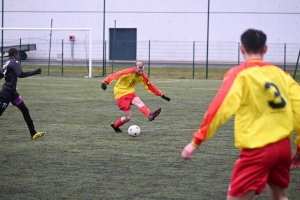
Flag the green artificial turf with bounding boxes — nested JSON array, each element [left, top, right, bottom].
[[1, 74, 299, 200]]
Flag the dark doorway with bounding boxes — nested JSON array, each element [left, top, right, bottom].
[[109, 28, 137, 60]]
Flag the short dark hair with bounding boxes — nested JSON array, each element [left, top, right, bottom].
[[8, 48, 19, 57], [241, 29, 267, 54]]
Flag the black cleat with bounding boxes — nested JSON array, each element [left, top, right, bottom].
[[148, 108, 161, 121], [111, 122, 122, 133]]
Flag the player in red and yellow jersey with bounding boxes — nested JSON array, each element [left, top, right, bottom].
[[101, 62, 171, 133], [181, 29, 300, 200]]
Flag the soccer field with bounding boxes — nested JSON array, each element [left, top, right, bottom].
[[1, 76, 300, 199]]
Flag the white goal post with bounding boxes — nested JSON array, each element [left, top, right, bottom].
[[0, 27, 93, 78]]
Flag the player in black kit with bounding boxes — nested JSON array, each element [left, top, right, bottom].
[[0, 48, 45, 140]]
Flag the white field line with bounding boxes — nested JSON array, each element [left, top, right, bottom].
[[26, 77, 223, 83], [158, 87, 219, 90], [24, 77, 94, 81], [191, 88, 219, 90], [154, 79, 223, 83], [46, 124, 197, 132], [18, 83, 79, 87]]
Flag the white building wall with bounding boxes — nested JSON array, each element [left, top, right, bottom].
[[0, 0, 299, 63]]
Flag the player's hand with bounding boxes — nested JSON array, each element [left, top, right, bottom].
[[181, 143, 197, 160], [291, 153, 300, 170], [101, 82, 107, 90], [35, 68, 42, 75], [161, 95, 171, 101]]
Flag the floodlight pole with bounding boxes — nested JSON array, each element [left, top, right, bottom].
[[205, 0, 210, 79], [112, 20, 116, 73], [102, 0, 106, 77]]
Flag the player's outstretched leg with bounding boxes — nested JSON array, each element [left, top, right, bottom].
[[16, 101, 45, 140], [32, 131, 45, 140], [148, 108, 161, 121], [111, 122, 122, 133]]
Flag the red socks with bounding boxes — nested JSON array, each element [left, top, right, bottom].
[[114, 118, 125, 128], [140, 106, 151, 117], [114, 106, 151, 128]]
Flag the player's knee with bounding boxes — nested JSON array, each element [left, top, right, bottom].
[[124, 117, 131, 122], [124, 115, 131, 122]]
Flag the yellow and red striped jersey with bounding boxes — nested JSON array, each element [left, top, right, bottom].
[[103, 68, 163, 99], [192, 59, 300, 152]]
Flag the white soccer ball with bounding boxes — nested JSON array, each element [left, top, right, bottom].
[[128, 125, 141, 137]]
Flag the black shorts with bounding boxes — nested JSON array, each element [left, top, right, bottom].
[[0, 85, 22, 116], [0, 95, 9, 116]]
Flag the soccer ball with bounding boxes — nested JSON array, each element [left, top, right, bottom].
[[128, 125, 141, 137]]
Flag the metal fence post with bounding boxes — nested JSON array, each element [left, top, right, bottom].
[[293, 49, 300, 79], [283, 43, 286, 71], [238, 42, 240, 65], [192, 41, 195, 79], [148, 40, 151, 77], [48, 19, 53, 76], [104, 40, 107, 76], [19, 38, 21, 64], [62, 39, 64, 76]]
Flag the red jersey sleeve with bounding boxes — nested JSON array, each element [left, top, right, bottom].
[[141, 74, 163, 96], [288, 74, 300, 154]]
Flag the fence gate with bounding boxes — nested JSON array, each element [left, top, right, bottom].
[[109, 28, 137, 61]]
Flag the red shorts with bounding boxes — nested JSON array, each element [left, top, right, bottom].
[[228, 138, 291, 197], [115, 93, 137, 111]]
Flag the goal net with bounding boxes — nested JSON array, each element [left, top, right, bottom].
[[0, 28, 93, 78]]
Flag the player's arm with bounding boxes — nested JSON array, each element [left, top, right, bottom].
[[12, 61, 41, 78], [191, 71, 242, 148], [19, 68, 41, 78], [182, 75, 242, 160], [101, 68, 133, 90], [287, 75, 300, 170], [288, 76, 300, 155], [141, 74, 171, 101]]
